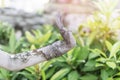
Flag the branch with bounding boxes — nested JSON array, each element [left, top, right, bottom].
[[0, 15, 76, 71]]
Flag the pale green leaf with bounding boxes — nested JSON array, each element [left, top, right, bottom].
[[30, 45, 36, 50], [25, 31, 35, 43], [106, 61, 116, 69], [9, 29, 16, 52], [37, 31, 52, 44], [96, 57, 106, 63], [86, 31, 96, 46], [105, 40, 112, 51], [95, 63, 104, 67], [90, 49, 107, 58], [109, 41, 120, 58], [88, 52, 100, 60]]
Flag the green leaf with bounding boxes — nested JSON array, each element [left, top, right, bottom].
[[0, 68, 9, 78], [86, 31, 96, 46], [88, 52, 100, 60], [114, 72, 120, 77], [109, 41, 120, 58], [16, 71, 34, 80], [105, 40, 112, 52], [62, 77, 67, 80], [0, 45, 9, 52], [77, 46, 89, 60], [72, 47, 81, 60], [95, 63, 104, 67], [9, 29, 16, 52], [101, 69, 109, 80], [25, 67, 35, 74], [37, 31, 52, 44], [14, 40, 21, 51], [25, 31, 35, 43], [90, 49, 107, 58], [32, 29, 42, 37], [42, 61, 53, 71], [106, 61, 116, 69], [68, 71, 79, 80], [82, 60, 96, 71], [107, 77, 114, 80], [50, 68, 71, 80], [96, 57, 106, 63], [114, 78, 120, 80], [41, 70, 46, 80], [30, 44, 36, 50], [46, 67, 56, 79], [80, 74, 97, 80]]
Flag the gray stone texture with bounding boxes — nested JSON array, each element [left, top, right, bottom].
[[0, 8, 54, 31]]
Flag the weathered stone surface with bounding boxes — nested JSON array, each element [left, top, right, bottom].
[[0, 8, 54, 31]]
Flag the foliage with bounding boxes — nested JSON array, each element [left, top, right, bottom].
[[0, 22, 12, 45], [0, 0, 120, 80]]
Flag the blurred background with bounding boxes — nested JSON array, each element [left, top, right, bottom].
[[0, 0, 101, 32], [0, 0, 120, 32]]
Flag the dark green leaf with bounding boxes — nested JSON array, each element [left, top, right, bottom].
[[46, 67, 56, 79]]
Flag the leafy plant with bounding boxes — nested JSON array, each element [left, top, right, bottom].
[[25, 25, 61, 47], [0, 29, 24, 53]]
